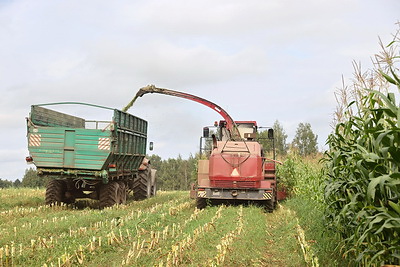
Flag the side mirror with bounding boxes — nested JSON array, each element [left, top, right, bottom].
[[268, 129, 274, 139], [149, 141, 154, 151], [203, 127, 210, 138]]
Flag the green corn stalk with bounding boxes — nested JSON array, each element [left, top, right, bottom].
[[324, 28, 400, 266]]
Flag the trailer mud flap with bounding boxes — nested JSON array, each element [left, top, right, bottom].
[[197, 191, 207, 198], [263, 192, 273, 199]]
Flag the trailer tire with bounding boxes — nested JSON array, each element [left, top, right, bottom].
[[196, 197, 207, 209], [99, 181, 119, 209], [45, 180, 66, 206], [150, 169, 157, 197], [117, 181, 127, 204], [133, 168, 152, 200]]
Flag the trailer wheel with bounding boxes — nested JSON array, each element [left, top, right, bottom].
[[150, 169, 157, 197], [117, 181, 127, 204], [99, 181, 119, 209], [133, 168, 152, 200], [196, 197, 207, 209], [150, 182, 157, 197], [45, 180, 66, 206]]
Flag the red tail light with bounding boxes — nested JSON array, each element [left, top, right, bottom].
[[108, 163, 116, 168], [26, 156, 33, 163]]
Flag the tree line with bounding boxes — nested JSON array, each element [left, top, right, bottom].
[[0, 168, 41, 188], [1, 121, 318, 189]]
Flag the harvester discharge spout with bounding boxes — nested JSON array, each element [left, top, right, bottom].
[[126, 84, 241, 141]]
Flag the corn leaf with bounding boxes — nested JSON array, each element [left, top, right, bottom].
[[367, 175, 390, 201], [380, 70, 398, 85], [388, 201, 400, 215]]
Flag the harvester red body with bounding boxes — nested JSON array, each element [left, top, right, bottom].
[[135, 85, 280, 211], [197, 120, 278, 210]]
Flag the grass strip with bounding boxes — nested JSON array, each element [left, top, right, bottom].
[[284, 197, 348, 266]]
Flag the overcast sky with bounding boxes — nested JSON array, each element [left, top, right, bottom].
[[1, 0, 399, 181]]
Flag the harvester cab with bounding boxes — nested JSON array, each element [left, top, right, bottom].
[[201, 121, 273, 158], [209, 120, 258, 141]]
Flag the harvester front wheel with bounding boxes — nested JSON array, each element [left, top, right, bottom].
[[263, 193, 277, 212], [45, 179, 66, 206], [263, 200, 275, 212], [133, 168, 152, 200], [99, 181, 119, 209], [196, 197, 207, 209]]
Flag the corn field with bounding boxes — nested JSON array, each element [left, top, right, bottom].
[[324, 28, 400, 266], [277, 154, 325, 205]]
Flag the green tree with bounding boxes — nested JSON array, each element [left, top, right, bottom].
[[162, 157, 180, 190], [0, 178, 13, 188], [148, 153, 198, 191], [273, 120, 288, 156], [292, 122, 318, 156], [21, 168, 48, 187], [187, 154, 198, 186], [258, 120, 288, 157], [178, 154, 198, 189], [148, 154, 162, 170], [13, 179, 22, 188]]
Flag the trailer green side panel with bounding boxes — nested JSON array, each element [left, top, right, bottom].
[[112, 109, 147, 171], [31, 105, 85, 128], [28, 127, 112, 170], [27, 104, 148, 175]]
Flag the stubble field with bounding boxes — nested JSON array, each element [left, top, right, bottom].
[[0, 188, 321, 267]]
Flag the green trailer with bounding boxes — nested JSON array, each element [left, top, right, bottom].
[[26, 102, 156, 208]]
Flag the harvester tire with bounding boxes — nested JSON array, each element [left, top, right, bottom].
[[45, 180, 66, 206], [99, 181, 119, 209], [117, 181, 127, 204], [133, 168, 152, 200], [263, 200, 274, 212], [263, 192, 277, 212], [196, 197, 207, 209]]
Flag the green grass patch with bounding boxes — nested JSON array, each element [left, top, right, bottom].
[[181, 205, 240, 265], [224, 205, 290, 266], [284, 197, 349, 267], [0, 187, 44, 210]]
